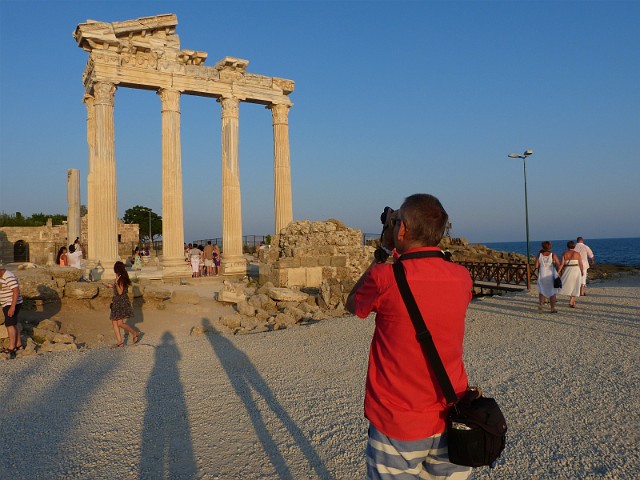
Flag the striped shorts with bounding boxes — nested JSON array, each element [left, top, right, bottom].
[[366, 423, 472, 480]]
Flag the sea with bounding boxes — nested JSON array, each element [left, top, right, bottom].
[[482, 237, 640, 267]]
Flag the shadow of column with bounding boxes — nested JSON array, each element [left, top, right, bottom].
[[139, 331, 198, 479], [201, 318, 335, 480]]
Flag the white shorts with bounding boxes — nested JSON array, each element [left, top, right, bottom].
[[191, 257, 201, 273]]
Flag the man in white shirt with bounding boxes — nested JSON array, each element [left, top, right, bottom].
[[67, 243, 83, 270], [574, 237, 594, 296], [0, 264, 24, 355]]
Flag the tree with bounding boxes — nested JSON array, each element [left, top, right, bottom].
[[123, 205, 162, 243]]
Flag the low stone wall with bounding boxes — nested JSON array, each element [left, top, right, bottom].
[[258, 219, 374, 288]]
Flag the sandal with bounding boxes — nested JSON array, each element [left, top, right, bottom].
[[2, 348, 16, 354], [15, 344, 25, 351], [112, 343, 124, 349], [132, 333, 140, 344]]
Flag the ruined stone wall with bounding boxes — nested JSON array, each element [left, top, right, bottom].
[[258, 219, 374, 288], [0, 217, 139, 264]]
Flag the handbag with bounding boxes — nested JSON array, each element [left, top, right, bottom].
[[553, 257, 562, 288], [393, 251, 507, 467], [553, 275, 562, 289]]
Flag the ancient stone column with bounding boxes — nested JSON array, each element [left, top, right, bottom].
[[158, 88, 190, 277], [269, 103, 293, 234], [84, 95, 96, 260], [91, 81, 119, 278], [66, 169, 81, 246], [219, 96, 246, 274]]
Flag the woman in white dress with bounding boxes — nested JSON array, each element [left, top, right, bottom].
[[535, 241, 561, 313], [557, 241, 584, 308]]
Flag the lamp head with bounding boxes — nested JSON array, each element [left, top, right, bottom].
[[508, 153, 520, 158], [524, 150, 533, 156]]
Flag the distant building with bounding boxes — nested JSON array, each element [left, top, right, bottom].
[[0, 216, 139, 264]]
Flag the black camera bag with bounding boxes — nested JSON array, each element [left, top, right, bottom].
[[393, 251, 507, 468], [447, 388, 507, 467]]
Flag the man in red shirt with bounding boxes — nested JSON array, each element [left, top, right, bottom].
[[346, 194, 472, 479]]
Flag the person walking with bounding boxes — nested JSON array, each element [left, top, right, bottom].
[[202, 241, 214, 276], [574, 237, 595, 296], [106, 261, 140, 348], [0, 264, 24, 356], [535, 241, 561, 313], [557, 241, 584, 308], [346, 194, 473, 480]]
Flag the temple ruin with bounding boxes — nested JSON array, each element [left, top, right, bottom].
[[73, 14, 294, 278]]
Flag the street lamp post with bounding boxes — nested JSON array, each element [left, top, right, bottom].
[[508, 149, 534, 288]]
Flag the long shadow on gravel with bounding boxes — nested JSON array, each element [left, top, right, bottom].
[[0, 351, 124, 478], [139, 331, 197, 479], [202, 318, 335, 480]]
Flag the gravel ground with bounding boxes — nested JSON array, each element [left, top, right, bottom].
[[1, 274, 638, 479]]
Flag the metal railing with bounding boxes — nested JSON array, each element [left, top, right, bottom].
[[455, 261, 536, 290]]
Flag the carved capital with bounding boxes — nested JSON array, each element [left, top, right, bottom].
[[93, 82, 116, 106], [268, 103, 290, 125], [158, 88, 181, 112], [218, 96, 239, 119], [83, 94, 95, 111]]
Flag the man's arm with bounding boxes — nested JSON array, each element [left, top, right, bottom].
[[346, 260, 377, 315], [8, 286, 19, 317]]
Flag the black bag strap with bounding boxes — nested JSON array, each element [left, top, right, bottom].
[[392, 251, 459, 406]]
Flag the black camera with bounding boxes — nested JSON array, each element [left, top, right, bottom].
[[374, 206, 394, 263]]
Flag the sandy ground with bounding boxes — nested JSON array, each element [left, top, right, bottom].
[[0, 273, 638, 479]]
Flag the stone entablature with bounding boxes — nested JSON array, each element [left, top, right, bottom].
[[259, 220, 374, 288], [74, 15, 294, 105]]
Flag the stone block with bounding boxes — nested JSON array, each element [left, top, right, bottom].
[[98, 286, 114, 298], [330, 256, 347, 267], [0, 325, 7, 339], [217, 289, 245, 304], [42, 265, 84, 282], [143, 286, 172, 300], [37, 319, 60, 332], [274, 257, 301, 269], [317, 256, 332, 266], [32, 327, 57, 342], [220, 313, 243, 329], [64, 282, 99, 299], [268, 287, 309, 302], [285, 267, 307, 287], [17, 273, 61, 301], [52, 333, 75, 344], [305, 267, 323, 288], [300, 257, 318, 267], [236, 299, 256, 316], [170, 287, 200, 304]]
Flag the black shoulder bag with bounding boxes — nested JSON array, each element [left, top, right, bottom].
[[393, 251, 507, 468]]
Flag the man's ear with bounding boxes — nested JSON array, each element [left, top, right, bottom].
[[396, 221, 408, 242]]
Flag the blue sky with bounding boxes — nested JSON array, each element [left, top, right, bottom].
[[1, 0, 639, 243]]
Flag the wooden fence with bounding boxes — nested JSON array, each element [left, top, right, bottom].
[[455, 262, 537, 291]]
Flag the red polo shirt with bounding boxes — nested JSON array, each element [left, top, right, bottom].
[[353, 246, 472, 441]]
